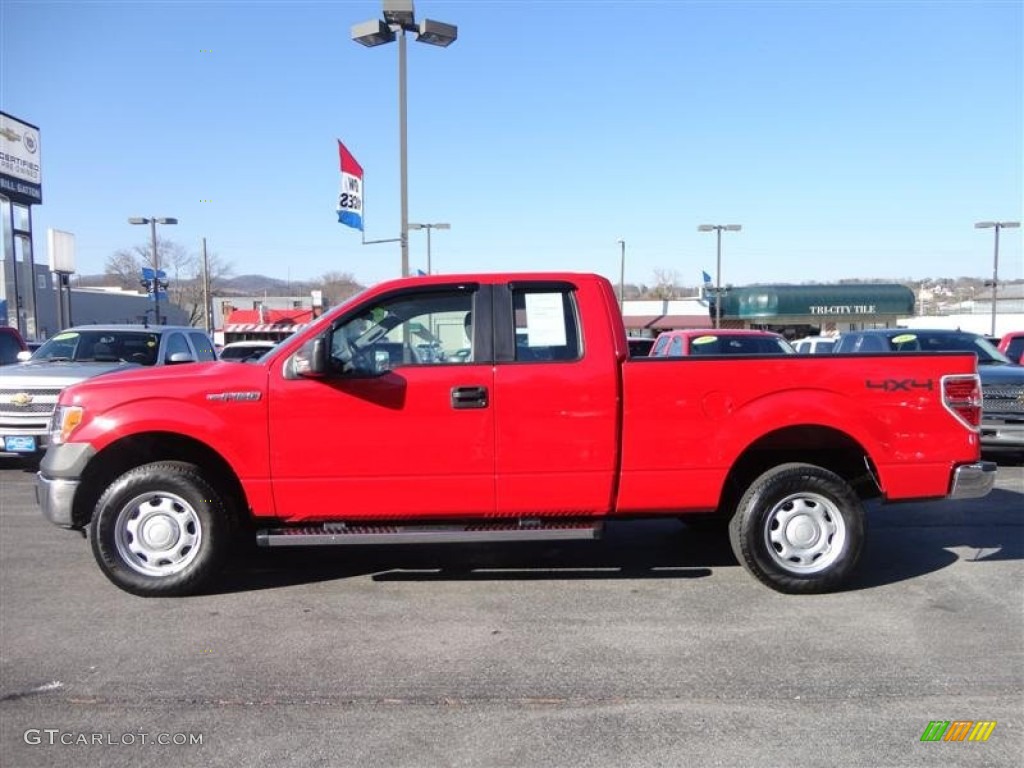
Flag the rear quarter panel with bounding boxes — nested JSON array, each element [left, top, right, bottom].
[[617, 352, 981, 512]]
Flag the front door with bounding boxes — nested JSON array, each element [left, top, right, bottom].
[[267, 284, 496, 522]]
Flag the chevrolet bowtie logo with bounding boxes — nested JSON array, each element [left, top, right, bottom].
[[11, 392, 33, 407]]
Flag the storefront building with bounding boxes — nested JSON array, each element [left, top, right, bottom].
[[623, 284, 916, 340]]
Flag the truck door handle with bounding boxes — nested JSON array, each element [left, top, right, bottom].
[[451, 386, 489, 409]]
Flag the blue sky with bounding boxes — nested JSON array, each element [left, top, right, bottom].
[[2, 0, 1021, 289]]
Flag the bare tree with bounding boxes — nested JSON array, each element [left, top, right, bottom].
[[106, 237, 233, 326], [320, 271, 363, 305], [171, 250, 234, 327], [104, 249, 145, 290], [105, 236, 187, 291], [649, 269, 682, 299]]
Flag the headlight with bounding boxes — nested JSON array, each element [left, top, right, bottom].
[[49, 405, 84, 445]]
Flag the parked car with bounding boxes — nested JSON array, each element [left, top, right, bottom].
[[626, 336, 655, 357], [833, 328, 1024, 453], [219, 340, 277, 362], [0, 325, 216, 456], [997, 330, 1024, 365], [649, 329, 795, 356], [0, 326, 28, 366], [792, 336, 837, 355]]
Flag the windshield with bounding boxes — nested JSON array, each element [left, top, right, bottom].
[[32, 330, 161, 365], [687, 334, 795, 355], [886, 332, 1011, 363]]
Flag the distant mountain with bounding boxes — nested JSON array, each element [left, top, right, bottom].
[[73, 273, 319, 297], [219, 274, 317, 295]]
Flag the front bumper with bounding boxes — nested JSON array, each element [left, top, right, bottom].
[[979, 418, 1024, 451], [948, 461, 998, 500], [35, 473, 80, 528], [35, 442, 96, 530]]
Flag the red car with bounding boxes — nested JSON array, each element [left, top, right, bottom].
[[649, 328, 795, 356], [0, 326, 28, 366], [997, 331, 1024, 364]]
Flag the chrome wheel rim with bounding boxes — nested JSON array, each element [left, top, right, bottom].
[[114, 492, 202, 577], [763, 492, 846, 574]]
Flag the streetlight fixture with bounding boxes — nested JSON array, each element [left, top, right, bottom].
[[698, 224, 742, 328], [352, 1, 457, 278], [974, 220, 1020, 337], [129, 216, 177, 324], [409, 222, 450, 274], [617, 239, 626, 311]]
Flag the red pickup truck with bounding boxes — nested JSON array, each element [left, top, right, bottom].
[[36, 273, 995, 597]]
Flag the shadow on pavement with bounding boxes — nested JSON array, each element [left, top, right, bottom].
[[850, 488, 1024, 590], [214, 519, 727, 594], [210, 490, 1022, 595]]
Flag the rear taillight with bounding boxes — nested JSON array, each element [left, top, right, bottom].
[[942, 374, 982, 429]]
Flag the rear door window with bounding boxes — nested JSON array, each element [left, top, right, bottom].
[[509, 287, 581, 363]]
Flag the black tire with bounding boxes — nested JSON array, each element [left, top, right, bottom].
[[728, 463, 865, 594], [90, 462, 232, 597]]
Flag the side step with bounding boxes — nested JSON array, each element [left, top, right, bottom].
[[256, 519, 603, 548]]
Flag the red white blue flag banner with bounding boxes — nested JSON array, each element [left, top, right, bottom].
[[336, 140, 364, 231]]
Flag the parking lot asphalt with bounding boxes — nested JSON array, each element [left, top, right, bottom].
[[1, 458, 1021, 768]]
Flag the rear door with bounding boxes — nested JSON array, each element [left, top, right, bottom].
[[490, 280, 620, 517], [267, 283, 496, 522]]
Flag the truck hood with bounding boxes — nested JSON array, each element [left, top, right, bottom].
[[978, 363, 1024, 384], [59, 360, 268, 407], [0, 359, 140, 387]]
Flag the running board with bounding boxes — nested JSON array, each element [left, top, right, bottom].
[[256, 519, 603, 548]]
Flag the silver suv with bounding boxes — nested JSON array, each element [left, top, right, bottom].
[[0, 325, 216, 455]]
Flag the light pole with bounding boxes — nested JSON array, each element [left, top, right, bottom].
[[698, 224, 742, 328], [974, 220, 1020, 337], [409, 222, 450, 274], [352, 1, 457, 278], [128, 216, 177, 324], [617, 239, 626, 311]]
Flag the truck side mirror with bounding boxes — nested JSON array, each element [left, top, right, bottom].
[[167, 352, 196, 365], [16, 350, 32, 362], [292, 337, 328, 378]]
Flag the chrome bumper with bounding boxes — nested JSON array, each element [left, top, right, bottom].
[[35, 472, 80, 529], [948, 461, 998, 500]]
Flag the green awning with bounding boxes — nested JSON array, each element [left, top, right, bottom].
[[717, 284, 915, 320]]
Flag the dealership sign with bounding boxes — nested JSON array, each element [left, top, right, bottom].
[[0, 112, 42, 204]]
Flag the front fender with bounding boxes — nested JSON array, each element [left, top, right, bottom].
[[69, 396, 270, 479]]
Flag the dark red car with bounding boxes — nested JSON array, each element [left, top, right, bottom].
[[0, 326, 28, 366], [649, 328, 795, 356], [998, 331, 1024, 365]]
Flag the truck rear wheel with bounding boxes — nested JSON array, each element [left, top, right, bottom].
[[90, 462, 231, 597], [728, 463, 864, 594]]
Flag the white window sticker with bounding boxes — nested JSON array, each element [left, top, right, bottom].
[[523, 293, 567, 346]]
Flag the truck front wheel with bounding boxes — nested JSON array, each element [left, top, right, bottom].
[[90, 462, 231, 597], [728, 463, 865, 594]]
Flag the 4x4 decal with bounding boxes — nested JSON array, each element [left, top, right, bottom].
[[866, 379, 934, 392]]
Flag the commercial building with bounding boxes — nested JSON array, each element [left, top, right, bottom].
[[623, 283, 917, 340]]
